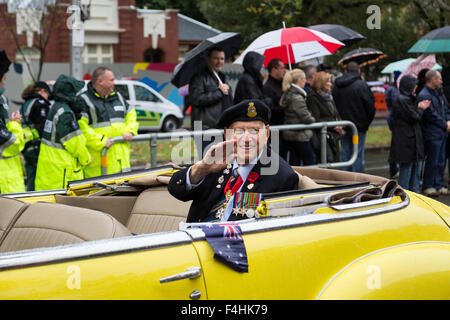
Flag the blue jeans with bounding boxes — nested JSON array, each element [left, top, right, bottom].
[[398, 161, 422, 193], [341, 130, 366, 173], [422, 138, 446, 191]]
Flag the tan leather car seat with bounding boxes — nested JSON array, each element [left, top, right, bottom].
[[126, 188, 190, 234], [0, 197, 30, 245], [0, 202, 131, 253]]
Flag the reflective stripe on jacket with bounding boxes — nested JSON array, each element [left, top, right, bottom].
[[35, 75, 91, 191], [35, 104, 91, 190], [0, 94, 25, 193], [76, 82, 138, 178]]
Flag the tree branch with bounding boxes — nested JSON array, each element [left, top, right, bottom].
[[37, 2, 59, 81], [412, 0, 438, 30], [0, 6, 36, 82], [437, 0, 450, 11]]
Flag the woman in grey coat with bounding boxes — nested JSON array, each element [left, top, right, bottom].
[[306, 71, 344, 163], [280, 69, 316, 165]]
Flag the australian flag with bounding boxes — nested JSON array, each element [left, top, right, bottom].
[[200, 224, 248, 273]]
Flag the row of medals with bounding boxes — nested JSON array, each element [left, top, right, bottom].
[[215, 164, 258, 220]]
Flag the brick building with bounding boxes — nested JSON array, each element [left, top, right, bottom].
[[0, 0, 217, 65]]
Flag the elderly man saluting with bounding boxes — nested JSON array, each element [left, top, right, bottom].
[[168, 99, 299, 223]]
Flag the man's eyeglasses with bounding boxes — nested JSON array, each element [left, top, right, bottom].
[[230, 128, 264, 136]]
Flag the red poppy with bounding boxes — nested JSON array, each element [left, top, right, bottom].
[[247, 172, 259, 183]]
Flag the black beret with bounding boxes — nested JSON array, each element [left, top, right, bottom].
[[216, 99, 271, 128]]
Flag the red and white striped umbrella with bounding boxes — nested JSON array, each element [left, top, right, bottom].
[[234, 27, 344, 67]]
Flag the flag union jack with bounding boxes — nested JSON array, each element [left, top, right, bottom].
[[200, 223, 248, 272], [221, 224, 242, 240]]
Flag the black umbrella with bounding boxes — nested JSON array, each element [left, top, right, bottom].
[[309, 24, 365, 47], [171, 32, 243, 88], [338, 48, 387, 67], [0, 50, 11, 76]]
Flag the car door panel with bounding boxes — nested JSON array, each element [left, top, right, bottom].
[[0, 242, 207, 299], [191, 200, 450, 299], [135, 109, 162, 128], [133, 84, 164, 130]]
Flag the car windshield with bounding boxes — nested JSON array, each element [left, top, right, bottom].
[[134, 85, 160, 103], [115, 84, 130, 100]]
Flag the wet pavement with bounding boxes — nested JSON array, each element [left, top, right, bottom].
[[364, 147, 450, 206]]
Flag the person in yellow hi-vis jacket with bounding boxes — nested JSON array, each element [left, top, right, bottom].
[[34, 74, 92, 191], [0, 50, 25, 194], [75, 67, 138, 178]]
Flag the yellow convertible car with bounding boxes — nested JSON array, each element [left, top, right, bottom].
[[0, 165, 449, 300]]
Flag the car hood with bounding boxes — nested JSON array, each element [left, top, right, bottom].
[[412, 193, 450, 228]]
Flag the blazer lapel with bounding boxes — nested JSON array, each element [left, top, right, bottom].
[[240, 159, 268, 193], [208, 165, 234, 201]]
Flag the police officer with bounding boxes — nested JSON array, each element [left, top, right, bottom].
[[20, 81, 52, 191], [0, 50, 25, 194], [168, 99, 299, 222], [75, 67, 138, 178], [34, 74, 92, 191]]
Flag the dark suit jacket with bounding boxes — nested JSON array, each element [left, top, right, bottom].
[[168, 150, 299, 222], [263, 76, 284, 125]]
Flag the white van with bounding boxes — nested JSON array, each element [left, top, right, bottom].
[[114, 80, 184, 132]]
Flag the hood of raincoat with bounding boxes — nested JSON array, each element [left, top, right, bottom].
[[399, 75, 418, 96], [242, 51, 265, 84], [53, 74, 86, 112]]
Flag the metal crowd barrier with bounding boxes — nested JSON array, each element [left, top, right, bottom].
[[101, 121, 358, 175]]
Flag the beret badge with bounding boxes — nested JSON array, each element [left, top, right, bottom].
[[247, 102, 257, 118]]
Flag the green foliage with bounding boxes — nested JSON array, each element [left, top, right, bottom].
[[402, 1, 450, 66], [137, 0, 450, 70], [246, 0, 303, 28], [365, 126, 391, 148], [135, 0, 207, 23], [405, 0, 449, 31], [325, 9, 419, 80], [197, 0, 284, 46], [197, 0, 407, 51]]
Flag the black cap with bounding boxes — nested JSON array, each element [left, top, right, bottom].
[[317, 63, 330, 72], [0, 50, 11, 76], [34, 81, 53, 100], [34, 81, 50, 92], [216, 99, 271, 128]]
